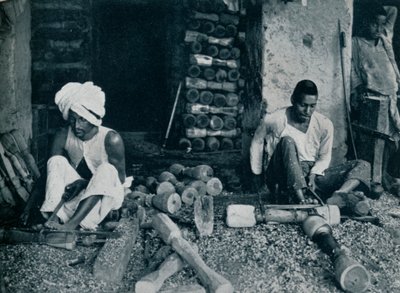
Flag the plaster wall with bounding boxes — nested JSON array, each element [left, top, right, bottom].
[[262, 0, 353, 164], [0, 1, 32, 140]]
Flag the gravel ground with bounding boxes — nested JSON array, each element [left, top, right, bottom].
[[2, 192, 400, 292]]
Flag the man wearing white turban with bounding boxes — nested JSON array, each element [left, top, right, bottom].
[[38, 81, 126, 230]]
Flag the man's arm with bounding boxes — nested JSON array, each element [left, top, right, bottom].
[[310, 118, 334, 177], [384, 6, 397, 39], [49, 127, 68, 157], [105, 131, 126, 184]]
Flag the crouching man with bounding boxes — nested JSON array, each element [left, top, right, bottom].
[[250, 80, 371, 204], [40, 82, 126, 230]]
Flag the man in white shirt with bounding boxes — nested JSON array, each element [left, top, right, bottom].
[[250, 80, 371, 204]]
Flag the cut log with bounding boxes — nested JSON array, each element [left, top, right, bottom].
[[225, 93, 239, 106], [220, 137, 234, 150], [213, 93, 227, 107], [189, 54, 239, 69], [182, 165, 214, 182], [206, 137, 220, 152], [152, 213, 233, 293], [93, 216, 139, 283], [225, 24, 237, 37], [223, 117, 237, 130], [185, 31, 234, 47], [168, 163, 186, 177], [227, 69, 240, 81], [183, 114, 197, 128], [178, 138, 192, 150], [196, 114, 210, 129], [156, 181, 176, 196], [188, 65, 202, 78], [192, 138, 206, 152], [214, 24, 226, 38], [158, 171, 179, 185], [186, 88, 200, 103], [210, 115, 224, 130], [206, 45, 219, 57], [189, 180, 207, 196], [186, 103, 239, 116], [206, 178, 223, 196], [135, 252, 186, 293], [194, 195, 214, 236], [199, 90, 214, 105], [180, 186, 198, 206], [230, 47, 240, 59], [218, 48, 231, 60], [186, 127, 241, 138], [202, 21, 215, 34], [186, 77, 237, 93], [129, 191, 181, 214], [215, 69, 228, 83], [188, 19, 201, 30], [203, 67, 216, 81]]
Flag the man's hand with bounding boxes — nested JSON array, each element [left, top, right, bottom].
[[63, 179, 88, 201], [308, 174, 317, 192]]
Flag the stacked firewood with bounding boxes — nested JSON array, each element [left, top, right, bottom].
[[179, 0, 245, 152]]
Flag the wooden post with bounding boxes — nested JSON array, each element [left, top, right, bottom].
[[93, 216, 140, 283], [151, 213, 233, 293]]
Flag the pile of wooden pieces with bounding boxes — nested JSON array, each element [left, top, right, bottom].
[[179, 0, 245, 152], [0, 129, 41, 226]]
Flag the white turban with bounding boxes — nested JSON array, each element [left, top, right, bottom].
[[54, 82, 106, 126]]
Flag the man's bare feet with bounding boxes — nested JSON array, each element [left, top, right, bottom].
[[44, 219, 64, 230]]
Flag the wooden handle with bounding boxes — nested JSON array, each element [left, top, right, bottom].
[[135, 253, 185, 293], [152, 213, 233, 293]]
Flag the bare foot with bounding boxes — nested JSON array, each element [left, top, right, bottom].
[[44, 219, 64, 230]]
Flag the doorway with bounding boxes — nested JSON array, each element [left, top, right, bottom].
[[92, 1, 168, 133]]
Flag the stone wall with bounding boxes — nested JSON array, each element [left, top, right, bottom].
[[262, 0, 353, 164], [0, 0, 32, 140]]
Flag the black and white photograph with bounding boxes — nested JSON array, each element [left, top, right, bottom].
[[1, 0, 400, 292]]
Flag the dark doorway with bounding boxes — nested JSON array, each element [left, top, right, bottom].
[[93, 1, 168, 132]]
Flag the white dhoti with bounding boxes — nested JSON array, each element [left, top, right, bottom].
[[40, 155, 124, 229]]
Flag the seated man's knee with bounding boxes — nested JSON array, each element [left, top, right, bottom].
[[47, 155, 69, 169], [95, 162, 118, 175]]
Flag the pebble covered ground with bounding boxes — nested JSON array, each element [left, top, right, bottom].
[[1, 192, 400, 292]]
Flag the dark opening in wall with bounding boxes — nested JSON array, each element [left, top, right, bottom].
[[92, 1, 168, 132]]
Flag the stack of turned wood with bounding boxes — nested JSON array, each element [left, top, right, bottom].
[[179, 0, 245, 152], [130, 164, 223, 235]]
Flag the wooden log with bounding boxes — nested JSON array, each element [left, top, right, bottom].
[[218, 48, 231, 60], [93, 216, 139, 283], [215, 69, 228, 83], [152, 193, 182, 214], [230, 47, 240, 59], [186, 77, 237, 93], [220, 137, 234, 150], [210, 115, 224, 131], [188, 19, 201, 30], [156, 181, 176, 196], [225, 24, 237, 37], [227, 69, 240, 81], [191, 11, 219, 22], [185, 127, 241, 138], [0, 171, 15, 206], [179, 138, 192, 150], [191, 41, 203, 54], [182, 165, 214, 182], [158, 171, 179, 185], [186, 88, 200, 103], [226, 204, 341, 227], [135, 252, 187, 293], [192, 138, 206, 152], [168, 163, 186, 177], [199, 90, 214, 105], [214, 24, 226, 38], [202, 21, 215, 34], [186, 103, 239, 116], [185, 31, 234, 47], [0, 142, 30, 202], [206, 137, 220, 152], [159, 284, 206, 293], [225, 93, 239, 106], [176, 185, 198, 206], [188, 65, 202, 78], [206, 45, 219, 57], [302, 216, 370, 293], [223, 116, 237, 130], [196, 114, 210, 128], [220, 13, 239, 25], [4, 129, 41, 179], [189, 54, 239, 69], [194, 195, 214, 236], [206, 178, 223, 196], [183, 114, 197, 128], [213, 93, 227, 107], [151, 213, 233, 293], [189, 180, 208, 196], [203, 67, 216, 81]]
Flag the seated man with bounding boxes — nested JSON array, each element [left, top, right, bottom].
[[250, 80, 371, 204], [39, 81, 126, 230]]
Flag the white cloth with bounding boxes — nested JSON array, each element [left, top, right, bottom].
[[281, 124, 315, 162], [250, 108, 334, 176], [40, 156, 124, 230], [54, 82, 105, 126], [65, 126, 111, 173]]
